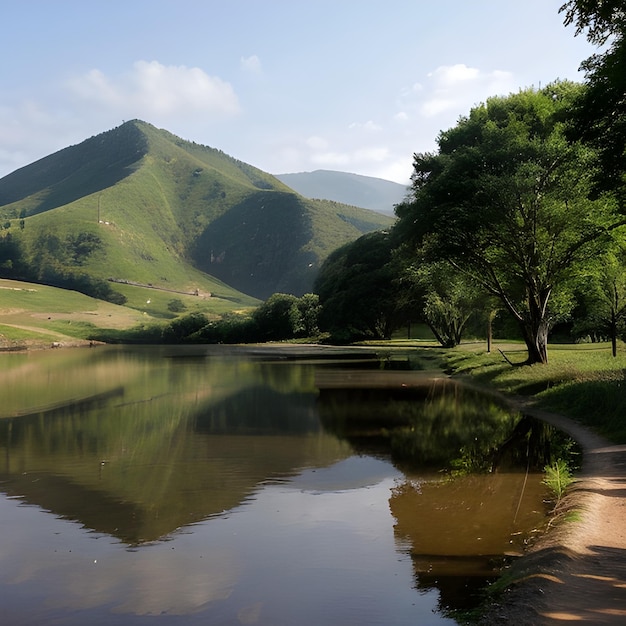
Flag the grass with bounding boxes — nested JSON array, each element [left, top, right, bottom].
[[438, 340, 626, 443], [543, 459, 575, 507], [0, 278, 258, 346]]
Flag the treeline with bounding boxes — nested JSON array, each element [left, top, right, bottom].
[[93, 293, 321, 345], [0, 229, 127, 305]]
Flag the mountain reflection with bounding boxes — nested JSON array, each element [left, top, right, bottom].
[[0, 347, 352, 544]]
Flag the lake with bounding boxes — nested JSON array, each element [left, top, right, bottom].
[[0, 345, 575, 625]]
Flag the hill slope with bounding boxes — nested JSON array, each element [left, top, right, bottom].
[[276, 169, 408, 216], [0, 121, 393, 300]]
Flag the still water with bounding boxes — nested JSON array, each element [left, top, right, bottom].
[[0, 345, 574, 625]]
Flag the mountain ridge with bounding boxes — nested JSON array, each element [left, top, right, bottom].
[[0, 121, 393, 301], [276, 169, 408, 215]]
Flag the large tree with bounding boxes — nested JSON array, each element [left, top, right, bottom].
[[314, 231, 403, 341], [560, 1, 626, 200], [396, 83, 623, 364]]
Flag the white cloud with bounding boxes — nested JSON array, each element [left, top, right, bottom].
[[419, 63, 515, 118], [306, 135, 329, 150], [395, 63, 516, 124], [0, 60, 242, 179], [348, 120, 382, 132], [376, 159, 413, 187], [67, 60, 241, 118], [428, 63, 480, 85], [240, 55, 262, 75]]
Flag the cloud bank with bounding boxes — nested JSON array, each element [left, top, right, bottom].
[[67, 60, 241, 118]]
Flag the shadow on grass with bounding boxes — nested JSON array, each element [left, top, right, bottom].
[[539, 378, 626, 444]]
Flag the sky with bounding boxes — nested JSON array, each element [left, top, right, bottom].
[[0, 1, 597, 184]]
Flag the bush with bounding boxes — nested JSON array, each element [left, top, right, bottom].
[[161, 312, 209, 342], [167, 298, 187, 313]]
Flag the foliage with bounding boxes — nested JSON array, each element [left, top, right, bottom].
[[251, 293, 302, 341], [315, 231, 404, 342], [161, 312, 210, 343], [161, 292, 322, 344], [543, 459, 574, 507], [294, 293, 321, 337], [167, 298, 187, 313], [395, 247, 485, 347], [560, 0, 626, 45], [395, 83, 623, 365], [571, 245, 626, 354], [251, 292, 321, 341], [560, 2, 626, 202]]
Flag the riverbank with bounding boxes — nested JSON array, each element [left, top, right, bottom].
[[430, 343, 626, 625], [472, 398, 626, 624]]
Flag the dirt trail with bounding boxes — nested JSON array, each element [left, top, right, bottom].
[[478, 398, 626, 625]]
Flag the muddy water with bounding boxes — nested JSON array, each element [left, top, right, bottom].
[[0, 345, 575, 625]]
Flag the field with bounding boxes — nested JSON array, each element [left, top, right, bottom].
[[0, 278, 256, 348]]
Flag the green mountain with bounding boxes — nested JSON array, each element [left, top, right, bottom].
[[276, 169, 408, 216], [0, 120, 393, 301]]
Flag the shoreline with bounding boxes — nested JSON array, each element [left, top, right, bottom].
[[469, 388, 626, 625]]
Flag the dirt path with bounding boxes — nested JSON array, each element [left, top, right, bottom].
[[477, 397, 626, 625]]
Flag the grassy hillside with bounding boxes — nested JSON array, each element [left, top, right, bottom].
[[0, 277, 257, 348], [0, 121, 393, 302]]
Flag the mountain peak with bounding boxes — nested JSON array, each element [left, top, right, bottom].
[[0, 123, 393, 300]]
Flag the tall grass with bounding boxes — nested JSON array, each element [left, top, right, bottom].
[[543, 459, 574, 507]]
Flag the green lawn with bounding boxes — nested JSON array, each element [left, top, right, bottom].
[[439, 341, 626, 443]]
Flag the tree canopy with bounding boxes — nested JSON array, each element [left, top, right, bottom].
[[396, 82, 623, 364], [314, 231, 402, 342], [561, 1, 626, 201]]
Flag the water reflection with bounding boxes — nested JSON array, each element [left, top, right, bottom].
[[317, 373, 579, 614], [0, 347, 351, 544], [0, 346, 577, 624]]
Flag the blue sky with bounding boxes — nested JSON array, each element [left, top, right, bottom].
[[1, 1, 595, 183]]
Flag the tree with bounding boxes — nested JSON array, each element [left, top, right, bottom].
[[572, 246, 626, 356], [395, 247, 484, 347], [315, 231, 403, 342], [396, 83, 623, 364], [294, 293, 321, 337], [561, 2, 626, 200], [560, 1, 625, 45], [252, 293, 301, 341], [162, 312, 209, 342]]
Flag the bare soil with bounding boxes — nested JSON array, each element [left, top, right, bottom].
[[476, 397, 626, 625]]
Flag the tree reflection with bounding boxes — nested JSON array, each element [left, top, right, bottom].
[[318, 379, 579, 474], [318, 375, 580, 615]]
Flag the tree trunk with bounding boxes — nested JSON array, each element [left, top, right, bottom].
[[521, 320, 549, 365], [611, 310, 618, 357]]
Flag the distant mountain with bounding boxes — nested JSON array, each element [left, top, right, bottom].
[[276, 170, 408, 215], [0, 121, 393, 300]]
